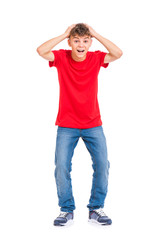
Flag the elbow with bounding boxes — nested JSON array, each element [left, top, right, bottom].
[[36, 47, 45, 56], [111, 50, 123, 60], [36, 47, 42, 56], [117, 50, 123, 58]]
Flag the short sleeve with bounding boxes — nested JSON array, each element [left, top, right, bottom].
[[95, 51, 109, 68], [100, 51, 109, 68], [49, 50, 61, 68]]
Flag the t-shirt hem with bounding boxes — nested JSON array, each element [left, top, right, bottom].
[[55, 122, 103, 129]]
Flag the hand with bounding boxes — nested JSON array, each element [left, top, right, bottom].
[[85, 24, 98, 38], [64, 24, 76, 38]]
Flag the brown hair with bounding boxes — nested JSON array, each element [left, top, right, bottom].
[[69, 23, 91, 38]]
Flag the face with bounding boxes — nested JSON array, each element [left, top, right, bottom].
[[68, 35, 92, 61]]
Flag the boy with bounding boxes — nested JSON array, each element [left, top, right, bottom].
[[37, 23, 123, 226]]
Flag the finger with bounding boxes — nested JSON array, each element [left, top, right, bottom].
[[70, 24, 76, 28], [85, 23, 90, 28]]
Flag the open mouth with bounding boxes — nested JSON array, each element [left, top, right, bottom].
[[77, 49, 85, 53]]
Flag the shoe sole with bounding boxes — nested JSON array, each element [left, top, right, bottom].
[[54, 219, 74, 227], [88, 219, 112, 225]]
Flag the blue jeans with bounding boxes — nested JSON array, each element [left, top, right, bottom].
[[54, 125, 110, 212]]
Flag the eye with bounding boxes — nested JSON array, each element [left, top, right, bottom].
[[84, 40, 88, 43], [74, 40, 79, 43]]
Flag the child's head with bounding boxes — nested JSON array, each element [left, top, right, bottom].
[[68, 23, 92, 62], [69, 23, 92, 39]]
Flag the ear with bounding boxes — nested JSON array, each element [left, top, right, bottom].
[[68, 38, 71, 47]]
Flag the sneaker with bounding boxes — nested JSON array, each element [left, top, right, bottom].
[[89, 208, 112, 225], [53, 211, 74, 226]]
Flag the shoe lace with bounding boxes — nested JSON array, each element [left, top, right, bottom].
[[58, 212, 68, 218], [94, 208, 106, 217]]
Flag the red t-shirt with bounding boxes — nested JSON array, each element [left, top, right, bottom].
[[49, 49, 109, 129]]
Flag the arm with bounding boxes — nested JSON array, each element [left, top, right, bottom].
[[86, 24, 123, 63], [36, 24, 76, 61]]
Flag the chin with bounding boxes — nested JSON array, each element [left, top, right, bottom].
[[77, 53, 86, 57], [77, 54, 85, 58]]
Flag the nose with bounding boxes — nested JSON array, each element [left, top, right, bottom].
[[78, 40, 84, 47]]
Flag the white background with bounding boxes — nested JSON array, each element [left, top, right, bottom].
[[0, 0, 160, 239]]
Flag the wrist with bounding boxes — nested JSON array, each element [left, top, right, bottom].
[[62, 32, 68, 39], [94, 32, 102, 40]]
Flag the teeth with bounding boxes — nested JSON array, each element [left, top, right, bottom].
[[77, 50, 84, 52]]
